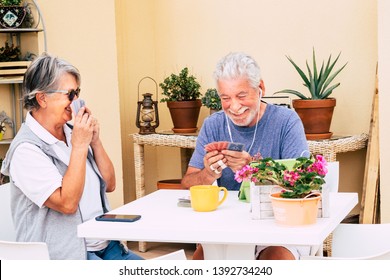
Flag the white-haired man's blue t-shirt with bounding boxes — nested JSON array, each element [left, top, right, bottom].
[[189, 103, 309, 190]]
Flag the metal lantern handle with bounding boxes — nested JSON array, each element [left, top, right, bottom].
[[138, 76, 158, 101]]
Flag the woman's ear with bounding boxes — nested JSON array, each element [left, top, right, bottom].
[[35, 92, 47, 108]]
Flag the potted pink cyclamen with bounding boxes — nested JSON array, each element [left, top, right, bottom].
[[235, 155, 328, 225]]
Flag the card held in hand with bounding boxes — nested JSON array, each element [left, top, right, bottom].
[[205, 141, 245, 152], [227, 142, 245, 151], [71, 99, 85, 115]]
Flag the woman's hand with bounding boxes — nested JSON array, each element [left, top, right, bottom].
[[71, 107, 94, 149], [90, 116, 100, 145]]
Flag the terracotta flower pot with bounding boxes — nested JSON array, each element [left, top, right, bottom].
[[270, 192, 321, 226], [167, 99, 202, 133], [157, 179, 184, 190], [292, 98, 336, 140]]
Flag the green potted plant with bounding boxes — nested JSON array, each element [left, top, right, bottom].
[[0, 0, 27, 28], [160, 67, 202, 133], [235, 155, 327, 198], [0, 42, 21, 62], [0, 0, 23, 4], [201, 88, 222, 114], [235, 155, 328, 226], [274, 49, 347, 140]]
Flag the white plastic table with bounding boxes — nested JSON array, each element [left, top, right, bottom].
[[77, 190, 358, 259]]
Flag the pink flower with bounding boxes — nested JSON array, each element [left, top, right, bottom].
[[283, 170, 300, 186], [234, 154, 328, 198], [234, 165, 258, 183], [310, 155, 328, 176]]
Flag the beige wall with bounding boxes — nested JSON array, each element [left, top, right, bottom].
[[117, 0, 379, 216], [38, 0, 124, 208], [115, 0, 158, 203]]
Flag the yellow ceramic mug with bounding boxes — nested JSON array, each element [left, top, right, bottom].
[[190, 185, 228, 212]]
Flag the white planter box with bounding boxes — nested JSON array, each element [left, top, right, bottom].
[[249, 183, 330, 220]]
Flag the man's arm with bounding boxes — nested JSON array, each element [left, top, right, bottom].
[[181, 150, 223, 188], [181, 166, 217, 189]]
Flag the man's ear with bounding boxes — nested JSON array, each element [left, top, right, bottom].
[[259, 80, 265, 96]]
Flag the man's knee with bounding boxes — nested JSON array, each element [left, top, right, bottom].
[[257, 246, 295, 260]]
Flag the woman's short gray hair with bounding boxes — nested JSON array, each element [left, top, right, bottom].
[[23, 53, 81, 111], [213, 52, 262, 89]]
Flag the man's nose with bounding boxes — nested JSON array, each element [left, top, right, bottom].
[[229, 98, 242, 112]]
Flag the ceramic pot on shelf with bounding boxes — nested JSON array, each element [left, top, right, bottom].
[[166, 99, 202, 133], [292, 98, 336, 140]]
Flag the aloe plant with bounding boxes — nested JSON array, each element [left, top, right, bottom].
[[275, 49, 347, 100]]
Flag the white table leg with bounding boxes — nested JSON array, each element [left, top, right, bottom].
[[202, 244, 256, 260]]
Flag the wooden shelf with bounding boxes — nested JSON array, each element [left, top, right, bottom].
[[0, 28, 43, 33], [0, 138, 12, 145], [0, 76, 23, 84], [0, 61, 31, 77]]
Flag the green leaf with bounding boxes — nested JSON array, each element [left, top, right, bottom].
[[320, 83, 340, 99], [274, 89, 309, 100], [286, 56, 310, 87], [275, 50, 347, 100]]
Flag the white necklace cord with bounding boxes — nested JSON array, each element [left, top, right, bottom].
[[225, 93, 262, 154]]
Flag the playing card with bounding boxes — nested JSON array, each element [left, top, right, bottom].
[[178, 196, 191, 202], [205, 141, 229, 152], [71, 98, 85, 115], [219, 141, 228, 151], [177, 196, 191, 207], [227, 142, 245, 151], [204, 142, 216, 152]]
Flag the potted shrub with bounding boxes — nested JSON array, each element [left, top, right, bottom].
[[0, 42, 21, 62], [235, 155, 328, 225], [0, 0, 27, 28], [160, 67, 202, 133], [274, 49, 347, 140], [201, 88, 222, 114]]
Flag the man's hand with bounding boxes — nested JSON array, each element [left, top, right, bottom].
[[204, 150, 227, 178], [221, 150, 252, 172]]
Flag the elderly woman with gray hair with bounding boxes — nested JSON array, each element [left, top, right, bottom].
[[1, 53, 143, 260]]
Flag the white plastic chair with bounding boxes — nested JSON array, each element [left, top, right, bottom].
[[0, 240, 50, 260], [0, 183, 50, 260], [301, 223, 390, 260], [0, 183, 17, 241], [151, 249, 187, 260]]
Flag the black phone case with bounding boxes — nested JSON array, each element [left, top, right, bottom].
[[95, 214, 141, 222]]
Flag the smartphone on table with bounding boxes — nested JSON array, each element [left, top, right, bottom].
[[95, 214, 141, 222]]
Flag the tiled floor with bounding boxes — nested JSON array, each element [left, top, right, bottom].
[[127, 241, 196, 260]]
